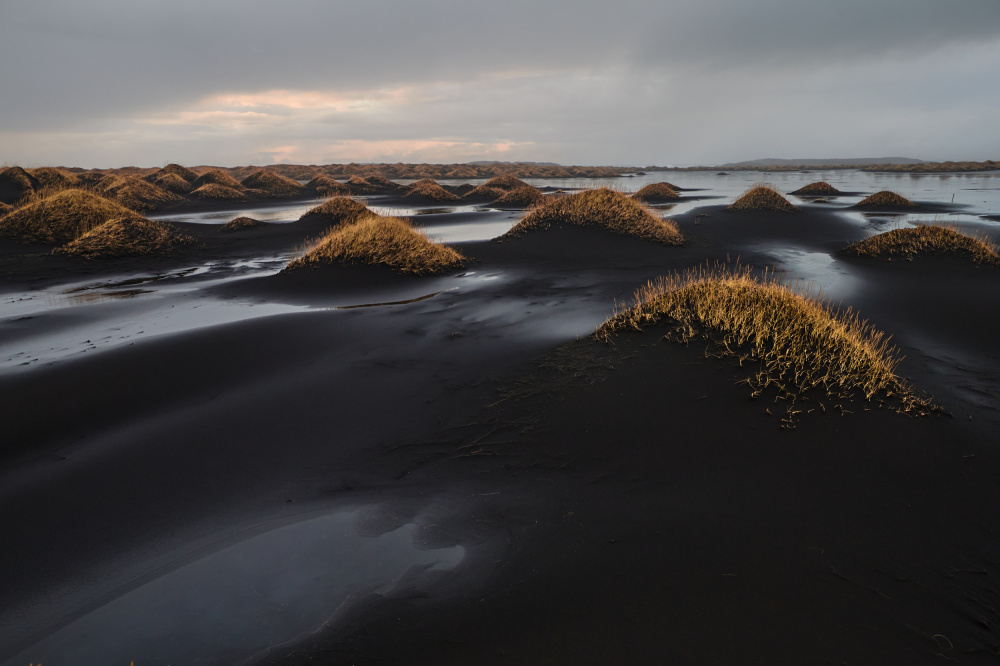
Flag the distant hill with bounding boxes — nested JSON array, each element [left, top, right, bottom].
[[719, 157, 924, 168], [467, 160, 563, 166]]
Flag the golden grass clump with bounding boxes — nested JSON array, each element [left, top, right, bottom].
[[843, 225, 1000, 264], [854, 191, 916, 208], [0, 166, 40, 204], [791, 181, 842, 196], [157, 164, 198, 183], [492, 185, 545, 208], [729, 185, 798, 212], [221, 216, 265, 232], [463, 185, 506, 201], [97, 175, 184, 211], [192, 169, 244, 190], [300, 196, 372, 226], [344, 174, 398, 194], [240, 169, 304, 197], [305, 174, 347, 196], [190, 183, 247, 201], [465, 175, 530, 200], [285, 213, 464, 275], [402, 179, 460, 202], [153, 172, 195, 194], [632, 182, 680, 202], [57, 217, 195, 259], [28, 167, 78, 190], [0, 189, 146, 245], [597, 264, 932, 415], [501, 188, 683, 245]]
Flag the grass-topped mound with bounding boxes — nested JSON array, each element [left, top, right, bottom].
[[57, 217, 195, 259], [729, 185, 798, 212], [192, 169, 244, 191], [156, 164, 198, 183], [97, 175, 184, 211], [632, 182, 680, 202], [240, 170, 304, 198], [500, 188, 683, 245], [791, 181, 842, 196], [0, 166, 40, 204], [190, 183, 247, 201], [29, 167, 78, 190], [0, 189, 146, 245], [305, 174, 347, 196], [492, 185, 545, 208], [153, 172, 195, 194], [285, 213, 464, 275], [854, 191, 917, 208], [597, 265, 933, 416], [464, 175, 530, 201], [842, 225, 1000, 265], [221, 216, 265, 232], [402, 179, 460, 203], [344, 174, 399, 195], [299, 197, 371, 226]]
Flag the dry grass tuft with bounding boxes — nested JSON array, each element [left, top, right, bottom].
[[598, 264, 934, 415], [300, 196, 372, 226], [97, 175, 184, 211], [855, 191, 916, 208], [843, 224, 1000, 264], [153, 172, 195, 194], [729, 185, 798, 212], [501, 188, 683, 245], [632, 182, 680, 202], [221, 216, 265, 232], [791, 181, 842, 196], [192, 169, 244, 191], [0, 189, 146, 244], [190, 183, 247, 201], [285, 213, 464, 275], [403, 179, 460, 202], [57, 217, 195, 259], [492, 185, 545, 208], [240, 169, 304, 198]]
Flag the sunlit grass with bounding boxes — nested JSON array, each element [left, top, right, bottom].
[[728, 184, 797, 212], [56, 217, 195, 259], [854, 190, 916, 208], [632, 182, 680, 202], [843, 224, 1000, 264], [0, 189, 146, 244]]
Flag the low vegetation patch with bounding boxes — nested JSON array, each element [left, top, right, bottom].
[[598, 264, 934, 418], [632, 182, 680, 202], [465, 175, 530, 200], [285, 213, 464, 275], [854, 191, 916, 208], [306, 174, 347, 196], [500, 188, 683, 245], [156, 164, 199, 183], [57, 217, 195, 259], [729, 185, 798, 212], [28, 167, 78, 190], [192, 169, 244, 190], [791, 181, 842, 196], [0, 166, 40, 204], [97, 175, 184, 211], [492, 185, 545, 208], [300, 197, 371, 226], [842, 225, 1000, 264], [153, 172, 194, 194], [0, 189, 145, 244], [221, 216, 265, 232], [402, 179, 460, 202], [240, 170, 304, 198], [190, 183, 247, 201]]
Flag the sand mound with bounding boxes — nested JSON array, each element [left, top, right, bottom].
[[300, 197, 371, 226], [221, 216, 265, 232], [97, 175, 184, 211], [729, 186, 798, 212], [153, 172, 195, 194], [632, 183, 680, 202], [598, 265, 932, 414], [854, 191, 916, 208], [285, 213, 464, 275], [57, 217, 195, 259], [492, 185, 545, 208], [344, 174, 399, 195], [0, 189, 145, 245], [462, 186, 506, 202], [0, 166, 40, 204], [28, 167, 78, 190], [240, 170, 304, 198], [402, 179, 460, 202], [791, 181, 842, 196], [501, 188, 683, 245], [190, 183, 247, 201], [464, 175, 530, 200], [305, 175, 347, 196], [843, 225, 1000, 264], [191, 169, 244, 190]]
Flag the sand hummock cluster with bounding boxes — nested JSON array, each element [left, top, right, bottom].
[[0, 189, 148, 245], [842, 225, 1000, 265], [28, 167, 79, 190], [96, 175, 185, 211], [632, 182, 681, 202], [56, 217, 195, 259], [190, 183, 247, 201], [305, 174, 347, 196], [151, 172, 195, 195], [854, 191, 916, 208], [402, 179, 460, 203], [299, 197, 372, 226], [492, 185, 545, 208], [285, 213, 464, 275], [463, 175, 531, 202], [220, 216, 265, 232], [598, 264, 932, 413], [240, 170, 304, 198], [192, 169, 244, 190], [500, 188, 683, 245], [728, 185, 798, 212], [791, 181, 842, 196]]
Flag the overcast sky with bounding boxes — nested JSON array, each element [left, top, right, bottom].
[[1, 0, 998, 168]]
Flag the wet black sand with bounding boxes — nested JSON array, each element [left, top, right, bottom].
[[2, 198, 1000, 664]]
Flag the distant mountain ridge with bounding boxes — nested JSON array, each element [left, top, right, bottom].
[[720, 157, 924, 168]]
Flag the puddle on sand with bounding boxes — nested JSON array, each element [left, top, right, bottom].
[[420, 219, 520, 243], [745, 243, 864, 304], [5, 508, 465, 666]]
